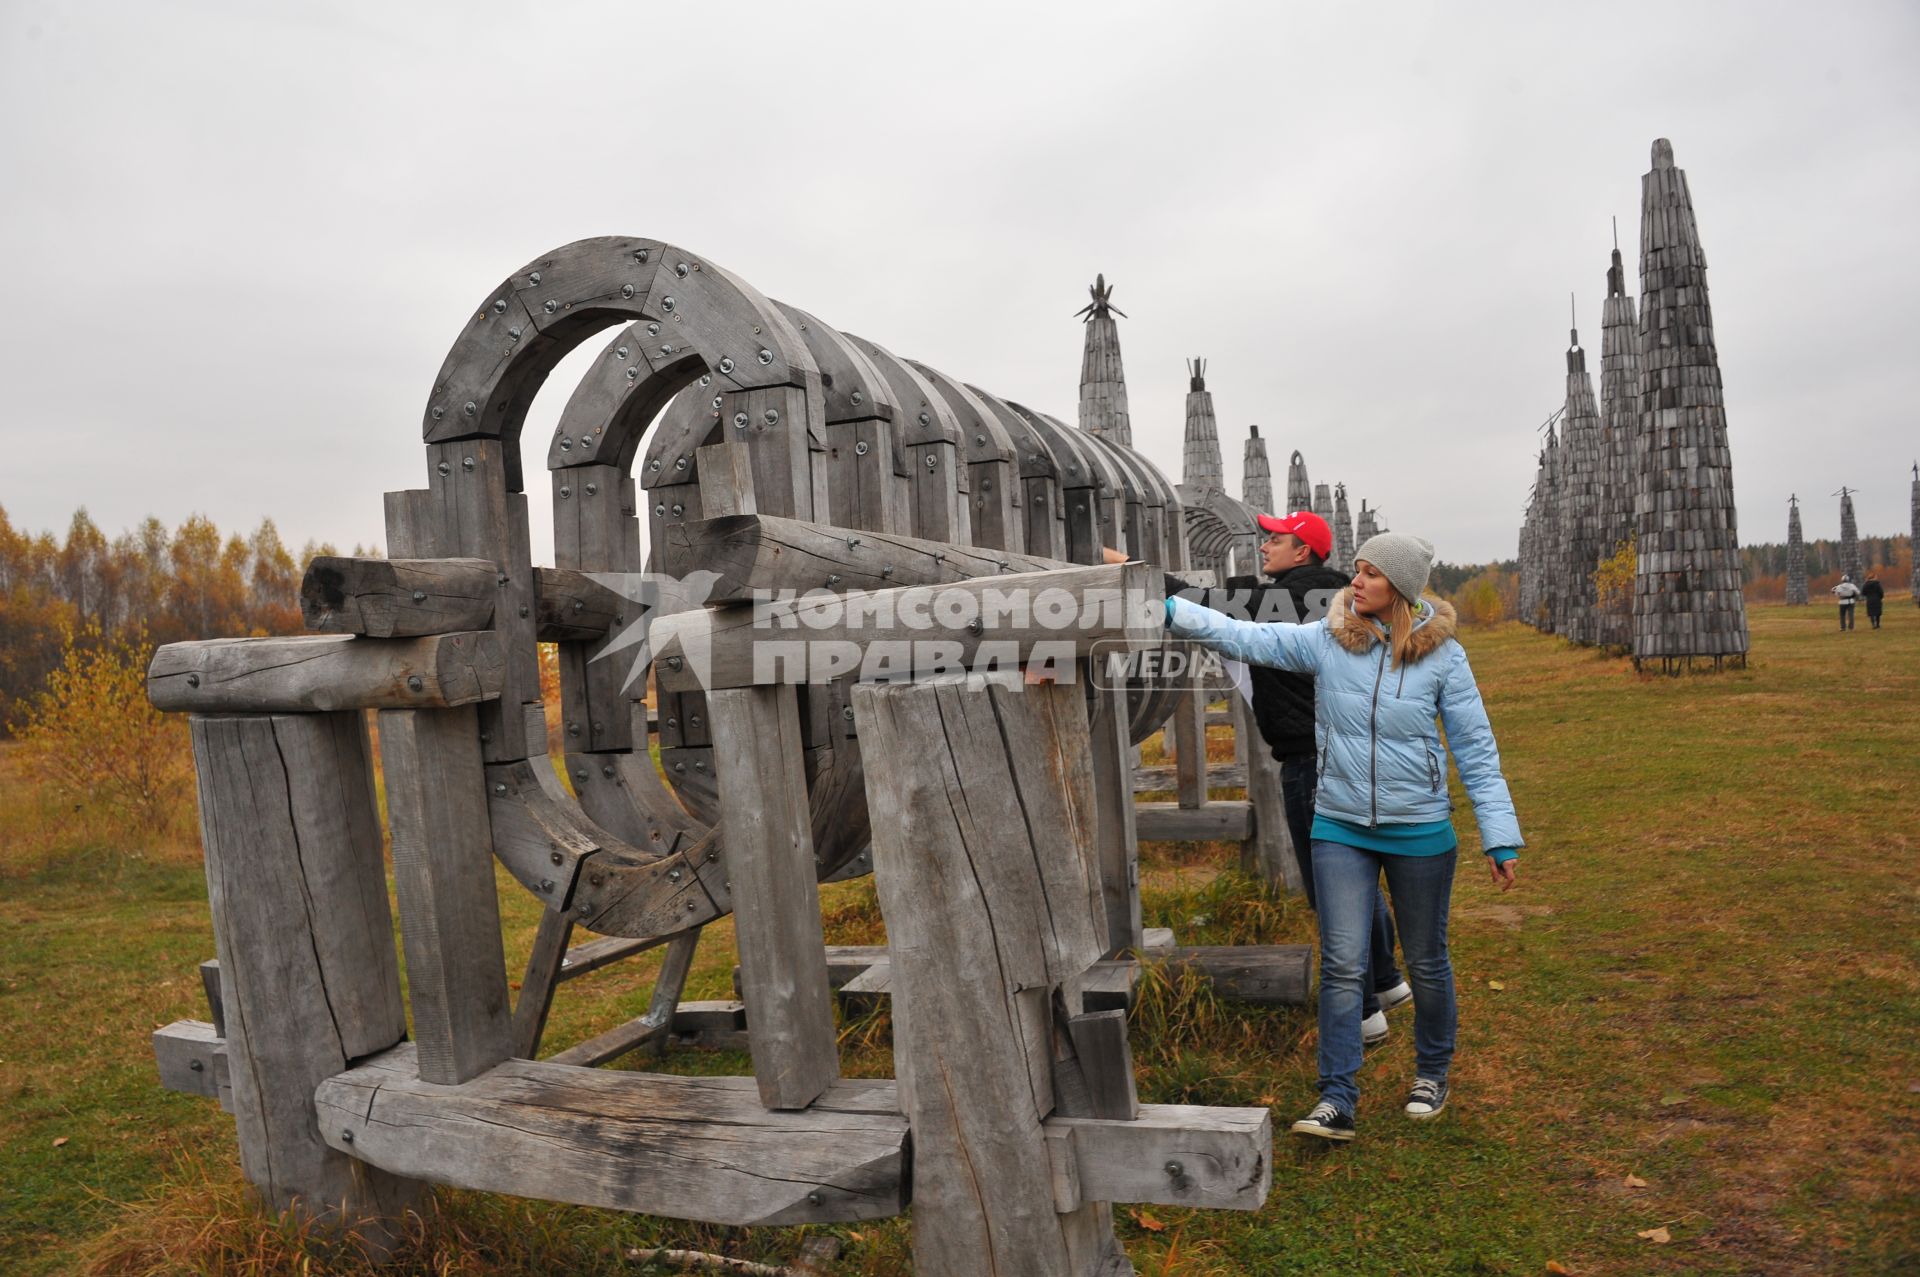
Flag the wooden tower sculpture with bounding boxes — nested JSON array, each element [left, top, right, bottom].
[[1242, 426, 1273, 513], [1333, 483, 1356, 577], [1311, 482, 1335, 555], [1597, 229, 1641, 648], [1558, 305, 1606, 645], [1630, 139, 1748, 671], [1356, 499, 1379, 543], [1180, 358, 1224, 494], [1837, 486, 1862, 585], [1786, 495, 1808, 605], [1286, 450, 1312, 516], [1077, 274, 1132, 447], [1911, 464, 1919, 606], [1518, 451, 1547, 628]]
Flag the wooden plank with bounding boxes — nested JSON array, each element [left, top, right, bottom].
[[378, 704, 514, 1084], [558, 931, 674, 981], [544, 929, 699, 1067], [300, 556, 497, 636], [1080, 959, 1141, 1013], [1170, 689, 1207, 809], [853, 673, 1120, 1274], [153, 1020, 231, 1110], [198, 958, 225, 1037], [1131, 762, 1246, 793], [1236, 694, 1300, 890], [696, 440, 758, 517], [1054, 1104, 1272, 1211], [187, 712, 417, 1242], [708, 685, 839, 1108], [1138, 927, 1175, 957], [1066, 1010, 1139, 1120], [511, 908, 575, 1059], [1166, 945, 1312, 1005], [1089, 684, 1144, 957], [150, 632, 504, 712], [315, 1045, 909, 1226], [649, 562, 1162, 693], [1134, 800, 1251, 842], [532, 566, 626, 642]]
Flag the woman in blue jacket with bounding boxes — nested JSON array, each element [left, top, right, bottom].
[[1166, 532, 1523, 1141]]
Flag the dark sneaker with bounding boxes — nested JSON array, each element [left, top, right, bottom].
[[1404, 1078, 1448, 1119], [1377, 980, 1413, 1012], [1291, 1100, 1356, 1142], [1361, 1010, 1389, 1046]]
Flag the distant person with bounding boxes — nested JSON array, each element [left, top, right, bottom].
[[1862, 573, 1885, 629], [1832, 575, 1860, 631], [1166, 532, 1524, 1142]]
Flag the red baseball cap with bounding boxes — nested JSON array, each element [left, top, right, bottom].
[[1256, 510, 1333, 560]]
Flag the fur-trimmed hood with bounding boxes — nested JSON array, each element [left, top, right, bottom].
[[1327, 587, 1458, 661]]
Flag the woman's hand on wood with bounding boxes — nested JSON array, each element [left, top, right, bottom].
[[1488, 856, 1517, 893]]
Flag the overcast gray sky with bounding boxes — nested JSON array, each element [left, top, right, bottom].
[[4, 0, 1916, 567]]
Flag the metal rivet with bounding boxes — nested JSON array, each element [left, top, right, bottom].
[[411, 589, 426, 602], [975, 434, 987, 446], [661, 296, 675, 312], [807, 1191, 823, 1206], [695, 760, 707, 772], [982, 479, 992, 492], [699, 373, 712, 387], [634, 248, 648, 262], [673, 762, 686, 773], [667, 717, 678, 729], [669, 868, 682, 881], [577, 902, 594, 916], [518, 605, 529, 618], [1165, 1160, 1185, 1179], [851, 390, 864, 405], [966, 619, 983, 635], [926, 455, 938, 469], [753, 324, 762, 334], [560, 437, 573, 451], [757, 348, 773, 364], [186, 672, 200, 688], [650, 459, 662, 472], [568, 723, 580, 736], [842, 706, 855, 721], [405, 674, 423, 693], [508, 326, 522, 340], [431, 405, 444, 420], [854, 440, 870, 456], [687, 900, 697, 911], [675, 262, 690, 277], [647, 322, 661, 336], [827, 574, 841, 586], [655, 503, 666, 515], [189, 1058, 205, 1071], [573, 599, 584, 612], [436, 460, 451, 477], [560, 486, 572, 498], [763, 409, 779, 425], [617, 346, 630, 360], [575, 769, 588, 782], [463, 400, 478, 417], [529, 270, 542, 284], [341, 1130, 354, 1144], [712, 396, 723, 410], [550, 850, 563, 865], [919, 411, 931, 425], [847, 536, 862, 548], [733, 412, 750, 430], [621, 283, 636, 299], [544, 299, 558, 314], [494, 782, 507, 795], [933, 551, 946, 561], [585, 482, 598, 495], [540, 879, 554, 893], [602, 766, 615, 778], [881, 565, 894, 577], [718, 356, 735, 374], [675, 457, 688, 471], [492, 299, 508, 314], [671, 503, 683, 517], [660, 344, 674, 356], [666, 656, 683, 671], [627, 367, 639, 380]]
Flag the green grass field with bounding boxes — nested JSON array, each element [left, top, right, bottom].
[[1, 600, 1914, 1275]]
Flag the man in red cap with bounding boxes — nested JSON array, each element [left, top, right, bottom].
[[1138, 509, 1409, 1042]]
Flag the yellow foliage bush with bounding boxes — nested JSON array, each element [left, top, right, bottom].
[[11, 625, 193, 844]]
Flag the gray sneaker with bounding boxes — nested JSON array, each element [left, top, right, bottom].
[[1404, 1078, 1449, 1119]]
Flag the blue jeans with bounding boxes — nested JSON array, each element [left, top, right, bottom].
[[1311, 840, 1458, 1116], [1281, 757, 1401, 1017]]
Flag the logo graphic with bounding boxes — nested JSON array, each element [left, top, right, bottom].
[[585, 570, 723, 692]]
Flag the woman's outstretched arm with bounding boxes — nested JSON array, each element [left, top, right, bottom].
[[1164, 595, 1322, 674]]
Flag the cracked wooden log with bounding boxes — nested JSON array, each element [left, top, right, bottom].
[[300, 555, 498, 636], [148, 632, 503, 712]]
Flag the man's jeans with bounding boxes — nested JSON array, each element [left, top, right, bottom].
[[1280, 756, 1401, 1017], [1311, 840, 1458, 1116]]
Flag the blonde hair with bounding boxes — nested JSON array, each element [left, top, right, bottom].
[[1355, 585, 1419, 668]]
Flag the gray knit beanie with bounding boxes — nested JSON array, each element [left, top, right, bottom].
[[1354, 533, 1436, 603]]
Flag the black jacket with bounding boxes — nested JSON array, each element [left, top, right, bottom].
[[1862, 579, 1885, 605], [1164, 561, 1350, 759]]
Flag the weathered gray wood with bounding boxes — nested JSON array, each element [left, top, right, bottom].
[[1139, 927, 1175, 957], [853, 673, 1120, 1276], [1169, 689, 1208, 809], [1167, 945, 1313, 1005], [300, 556, 498, 636], [543, 930, 698, 1067], [1054, 1104, 1272, 1211], [315, 1045, 909, 1226], [1066, 1010, 1139, 1120], [708, 684, 839, 1108], [153, 1020, 231, 1110], [187, 712, 418, 1244], [532, 566, 626, 642], [559, 931, 675, 981], [1134, 800, 1251, 842], [1236, 696, 1300, 890], [1131, 761, 1246, 793], [697, 441, 759, 517], [649, 562, 1161, 693], [149, 632, 504, 712], [667, 512, 1069, 605], [198, 958, 225, 1037], [511, 908, 575, 1059], [1088, 683, 1144, 957], [1080, 959, 1142, 1013], [378, 704, 514, 1084]]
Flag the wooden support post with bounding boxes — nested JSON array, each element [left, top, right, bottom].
[[1234, 696, 1301, 892], [853, 674, 1132, 1277], [511, 908, 575, 1059], [187, 712, 419, 1248], [1088, 681, 1143, 958], [379, 704, 514, 1084], [1170, 689, 1207, 810], [707, 684, 839, 1109]]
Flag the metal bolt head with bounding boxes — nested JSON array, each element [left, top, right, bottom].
[[560, 485, 572, 498], [671, 503, 683, 517], [733, 412, 750, 430], [647, 322, 661, 337], [560, 436, 572, 451], [567, 722, 580, 736], [669, 868, 682, 881], [543, 299, 558, 314], [826, 574, 841, 586], [634, 247, 648, 262], [881, 565, 894, 577], [1164, 1160, 1185, 1179], [463, 400, 478, 417], [718, 356, 735, 374], [509, 326, 522, 340], [572, 599, 585, 612], [621, 283, 636, 299], [494, 782, 508, 794], [585, 482, 598, 495], [462, 455, 476, 471], [675, 262, 690, 277], [966, 619, 983, 635], [665, 656, 683, 671], [919, 410, 931, 425], [926, 455, 938, 469], [649, 459, 662, 471], [675, 456, 688, 471], [492, 299, 507, 314], [189, 1057, 205, 1071], [654, 503, 666, 516], [540, 878, 554, 893], [975, 433, 987, 446], [757, 348, 773, 365], [712, 395, 723, 410], [518, 605, 530, 618], [763, 408, 779, 425], [342, 1129, 354, 1144], [436, 459, 451, 477], [602, 766, 614, 778], [576, 902, 594, 916], [851, 390, 864, 405], [661, 296, 675, 312], [411, 589, 426, 602], [529, 270, 542, 284], [431, 405, 444, 420], [186, 672, 200, 688], [854, 440, 870, 456], [617, 345, 630, 359], [807, 1191, 823, 1206], [550, 850, 563, 865], [627, 366, 639, 380], [842, 705, 855, 721], [699, 373, 712, 387]]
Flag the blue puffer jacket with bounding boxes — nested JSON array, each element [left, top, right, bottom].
[[1167, 587, 1523, 852]]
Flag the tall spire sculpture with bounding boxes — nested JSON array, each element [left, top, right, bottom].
[[1287, 451, 1312, 515], [1076, 274, 1131, 447], [1312, 482, 1336, 565], [1911, 463, 1919, 606], [1519, 453, 1547, 627], [1333, 483, 1356, 576], [1630, 138, 1748, 670], [1540, 421, 1566, 633], [1597, 227, 1642, 649], [1180, 358, 1224, 493], [1356, 500, 1379, 542], [1559, 304, 1607, 644], [1786, 495, 1808, 605], [1242, 426, 1274, 513], [1837, 487, 1862, 584]]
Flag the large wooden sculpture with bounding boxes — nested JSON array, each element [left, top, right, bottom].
[[1786, 495, 1808, 606], [1557, 313, 1606, 645], [1836, 487, 1862, 586], [1242, 426, 1274, 513], [1597, 234, 1641, 648], [148, 239, 1278, 1273]]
